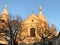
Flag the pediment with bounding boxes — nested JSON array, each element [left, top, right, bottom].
[[21, 13, 42, 24]]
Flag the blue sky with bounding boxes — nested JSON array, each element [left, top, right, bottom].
[[0, 0, 60, 31]]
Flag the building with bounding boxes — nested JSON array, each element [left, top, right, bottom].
[[17, 6, 58, 45], [0, 5, 58, 45], [0, 5, 9, 45]]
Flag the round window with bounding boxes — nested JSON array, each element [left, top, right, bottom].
[[32, 20, 34, 22]]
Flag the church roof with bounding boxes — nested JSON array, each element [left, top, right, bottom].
[[21, 6, 48, 24], [21, 13, 41, 24]]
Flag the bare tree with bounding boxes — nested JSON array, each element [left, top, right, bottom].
[[8, 15, 22, 45], [36, 23, 57, 45]]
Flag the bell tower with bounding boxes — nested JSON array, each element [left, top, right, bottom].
[[38, 6, 47, 22], [1, 5, 9, 23]]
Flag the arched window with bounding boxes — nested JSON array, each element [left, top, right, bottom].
[[30, 28, 36, 37]]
